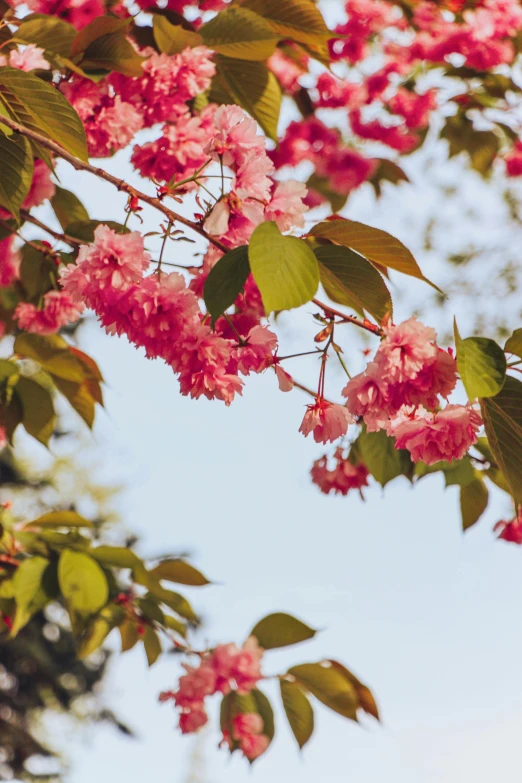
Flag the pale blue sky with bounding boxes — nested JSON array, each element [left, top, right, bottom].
[[28, 131, 522, 783]]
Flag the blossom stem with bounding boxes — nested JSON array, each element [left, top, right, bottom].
[[0, 115, 230, 254], [20, 211, 84, 248], [312, 298, 383, 335], [223, 313, 246, 345], [0, 218, 55, 257], [277, 350, 323, 361], [157, 220, 173, 273]]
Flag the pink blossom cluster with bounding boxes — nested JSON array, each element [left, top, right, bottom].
[[222, 712, 270, 761], [0, 44, 49, 71], [494, 508, 522, 545], [343, 317, 482, 465], [14, 291, 84, 335], [59, 226, 279, 405], [7, 0, 105, 29], [203, 106, 309, 245], [311, 448, 369, 496], [159, 637, 265, 752], [271, 117, 375, 205]]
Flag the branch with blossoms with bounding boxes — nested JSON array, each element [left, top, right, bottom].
[[0, 0, 522, 771]]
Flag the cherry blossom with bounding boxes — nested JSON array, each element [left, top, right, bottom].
[[14, 291, 84, 334], [300, 399, 354, 444]]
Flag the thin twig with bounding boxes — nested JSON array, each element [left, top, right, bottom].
[[1, 115, 229, 254], [312, 298, 383, 335], [20, 210, 84, 248]]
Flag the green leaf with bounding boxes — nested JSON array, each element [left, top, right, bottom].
[[480, 375, 522, 505], [91, 546, 143, 569], [152, 16, 203, 54], [19, 243, 57, 301], [77, 604, 124, 658], [80, 33, 145, 77], [66, 219, 129, 242], [309, 218, 439, 290], [305, 172, 348, 214], [145, 580, 197, 622], [369, 158, 410, 198], [16, 375, 56, 446], [249, 222, 319, 314], [454, 321, 506, 399], [58, 549, 109, 615], [150, 559, 210, 586], [143, 626, 162, 666], [326, 660, 379, 720], [214, 55, 281, 141], [0, 358, 20, 385], [505, 328, 522, 360], [51, 186, 89, 231], [0, 67, 88, 161], [355, 429, 413, 487], [288, 662, 359, 721], [240, 0, 330, 56], [25, 511, 93, 529], [315, 244, 392, 323], [203, 245, 250, 326], [52, 376, 96, 428], [70, 16, 131, 58], [12, 556, 56, 635], [460, 475, 489, 531], [0, 131, 33, 218], [201, 7, 279, 60], [251, 612, 316, 649], [16, 14, 76, 58], [280, 680, 314, 749], [162, 614, 187, 638], [119, 618, 140, 652], [251, 689, 275, 741]]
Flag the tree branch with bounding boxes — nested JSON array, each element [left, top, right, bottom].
[[1, 115, 229, 254], [20, 211, 84, 248], [312, 298, 383, 335]]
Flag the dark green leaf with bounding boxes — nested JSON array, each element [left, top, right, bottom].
[[153, 16, 202, 54], [70, 16, 131, 58], [80, 33, 145, 77], [355, 429, 413, 487], [77, 604, 124, 658], [16, 15, 76, 58], [16, 375, 56, 446], [143, 626, 162, 666], [51, 186, 89, 231], [251, 689, 275, 741], [315, 243, 392, 323], [251, 612, 316, 649], [460, 475, 489, 531], [0, 67, 88, 161], [201, 7, 279, 60], [480, 375, 522, 505], [151, 559, 210, 586], [203, 245, 250, 326], [249, 222, 319, 314], [309, 218, 439, 291], [0, 131, 33, 218], [280, 680, 314, 748], [214, 56, 281, 141], [505, 328, 522, 360], [288, 662, 359, 720]]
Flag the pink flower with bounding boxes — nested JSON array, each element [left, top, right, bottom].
[[0, 427, 7, 450], [390, 404, 483, 465], [267, 49, 306, 94], [15, 291, 84, 335], [378, 317, 439, 384], [179, 706, 208, 734], [174, 662, 216, 709], [111, 47, 215, 127], [59, 226, 150, 309], [505, 141, 522, 177], [131, 108, 215, 185], [494, 508, 522, 545], [230, 712, 270, 760], [231, 636, 263, 694], [1, 45, 50, 71], [343, 361, 391, 432], [240, 732, 270, 761], [0, 237, 21, 287], [274, 364, 294, 392], [234, 326, 277, 376], [311, 449, 370, 496], [264, 181, 309, 232], [299, 399, 353, 444], [208, 105, 266, 168], [23, 160, 55, 210]]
